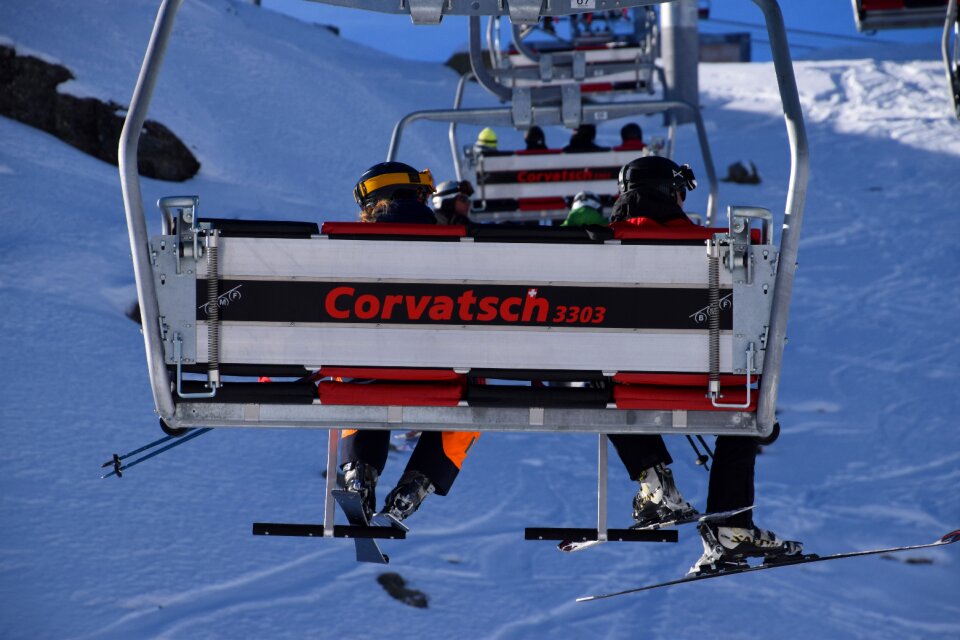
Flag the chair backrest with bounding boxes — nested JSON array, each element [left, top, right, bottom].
[[466, 148, 653, 222], [853, 0, 948, 31]]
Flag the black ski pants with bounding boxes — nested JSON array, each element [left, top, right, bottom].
[[610, 433, 757, 528], [338, 429, 477, 497]]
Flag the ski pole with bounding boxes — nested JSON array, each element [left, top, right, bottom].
[[101, 427, 213, 478], [685, 435, 710, 471], [100, 432, 182, 470]]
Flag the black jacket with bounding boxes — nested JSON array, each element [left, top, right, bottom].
[[373, 199, 437, 224], [610, 187, 689, 225]]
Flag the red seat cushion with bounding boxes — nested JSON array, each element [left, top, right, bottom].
[[614, 384, 756, 411], [321, 222, 466, 237], [613, 372, 757, 386]]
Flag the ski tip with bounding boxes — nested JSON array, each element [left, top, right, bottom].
[[575, 595, 597, 603], [940, 529, 960, 544]]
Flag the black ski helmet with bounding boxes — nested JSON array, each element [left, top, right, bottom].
[[353, 161, 435, 207], [618, 156, 697, 200]]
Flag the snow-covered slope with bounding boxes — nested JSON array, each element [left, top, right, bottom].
[[1, 1, 958, 638]]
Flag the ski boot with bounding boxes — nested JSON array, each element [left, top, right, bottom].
[[341, 461, 378, 522], [631, 463, 698, 528], [381, 469, 435, 524], [689, 522, 803, 576]]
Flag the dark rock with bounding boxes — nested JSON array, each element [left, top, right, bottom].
[[377, 572, 429, 609], [0, 44, 199, 182]]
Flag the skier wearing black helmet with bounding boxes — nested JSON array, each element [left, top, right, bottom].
[[340, 162, 480, 525], [607, 155, 803, 575]]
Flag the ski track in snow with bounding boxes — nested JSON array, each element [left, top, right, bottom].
[[2, 2, 959, 639]]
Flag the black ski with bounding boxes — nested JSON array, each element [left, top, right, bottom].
[[558, 506, 753, 552], [629, 505, 755, 531], [332, 489, 391, 564], [576, 529, 960, 602]]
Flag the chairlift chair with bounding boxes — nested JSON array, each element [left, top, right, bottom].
[[118, 0, 808, 552], [852, 0, 950, 31]]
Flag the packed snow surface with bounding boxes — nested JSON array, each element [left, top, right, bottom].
[[1, 1, 958, 638]]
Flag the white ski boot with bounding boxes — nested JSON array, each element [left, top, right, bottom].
[[689, 523, 803, 575], [632, 463, 698, 528], [341, 461, 378, 521]]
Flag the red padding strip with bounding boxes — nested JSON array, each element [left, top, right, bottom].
[[321, 222, 466, 237], [614, 385, 756, 412], [318, 381, 464, 406], [581, 82, 615, 93], [611, 223, 764, 244], [318, 367, 464, 382], [613, 373, 758, 386], [861, 1, 906, 9]]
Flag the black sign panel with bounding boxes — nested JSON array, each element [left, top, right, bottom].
[[198, 280, 732, 331]]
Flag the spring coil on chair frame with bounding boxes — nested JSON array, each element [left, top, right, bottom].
[[707, 238, 721, 397], [205, 231, 220, 391]]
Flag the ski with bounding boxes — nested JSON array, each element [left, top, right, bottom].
[[332, 489, 391, 564], [576, 529, 960, 602], [558, 507, 753, 552], [629, 505, 755, 531], [371, 511, 410, 532]]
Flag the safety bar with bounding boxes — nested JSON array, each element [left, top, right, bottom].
[[119, 0, 185, 424], [944, 0, 959, 120], [751, 0, 810, 436]]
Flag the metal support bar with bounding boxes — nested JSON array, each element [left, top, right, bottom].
[[119, 0, 185, 426], [711, 343, 755, 409], [943, 0, 959, 120], [597, 433, 608, 543], [387, 99, 718, 222], [752, 0, 809, 436], [324, 428, 340, 538]]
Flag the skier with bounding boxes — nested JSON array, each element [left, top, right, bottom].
[[341, 161, 481, 523], [473, 127, 505, 156], [431, 179, 474, 226], [524, 126, 548, 151], [610, 156, 803, 574], [614, 122, 646, 152], [562, 123, 608, 153], [560, 190, 607, 227]]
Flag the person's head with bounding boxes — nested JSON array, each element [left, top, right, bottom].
[[476, 127, 498, 150], [571, 123, 597, 142], [618, 156, 697, 206], [561, 191, 606, 227], [524, 126, 546, 149], [620, 122, 643, 143], [353, 161, 435, 222], [432, 180, 474, 222], [572, 190, 602, 213]]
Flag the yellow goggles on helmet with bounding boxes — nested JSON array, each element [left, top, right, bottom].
[[353, 168, 435, 204]]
